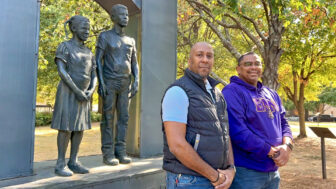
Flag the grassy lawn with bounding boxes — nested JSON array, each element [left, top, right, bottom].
[[288, 121, 336, 133], [288, 121, 336, 128]]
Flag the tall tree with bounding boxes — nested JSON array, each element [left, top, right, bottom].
[[177, 0, 237, 84], [279, 1, 336, 137], [185, 0, 289, 89]]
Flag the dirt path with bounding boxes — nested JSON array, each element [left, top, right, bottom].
[[34, 122, 102, 162], [280, 137, 336, 188]]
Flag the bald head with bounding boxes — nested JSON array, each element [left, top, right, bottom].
[[188, 42, 214, 80], [189, 42, 213, 58]]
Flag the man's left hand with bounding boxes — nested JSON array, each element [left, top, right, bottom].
[[273, 144, 291, 167], [215, 168, 235, 189]]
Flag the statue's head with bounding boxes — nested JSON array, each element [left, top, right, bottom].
[[109, 4, 129, 27], [64, 15, 90, 41]]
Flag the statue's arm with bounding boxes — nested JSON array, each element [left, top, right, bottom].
[[131, 43, 139, 84], [95, 48, 106, 98], [129, 44, 139, 98], [86, 63, 97, 98], [56, 59, 87, 101]]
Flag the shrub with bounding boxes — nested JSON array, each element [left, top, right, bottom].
[[35, 112, 102, 127], [35, 112, 53, 126], [91, 112, 102, 122]]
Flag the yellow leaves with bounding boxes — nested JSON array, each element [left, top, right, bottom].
[[284, 20, 291, 28], [177, 8, 194, 25]]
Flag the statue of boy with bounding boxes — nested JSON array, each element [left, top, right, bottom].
[[96, 4, 139, 166], [51, 15, 97, 176]]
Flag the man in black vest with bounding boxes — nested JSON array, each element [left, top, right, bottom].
[[161, 42, 235, 188]]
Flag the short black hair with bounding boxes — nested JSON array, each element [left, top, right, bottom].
[[237, 52, 259, 65], [109, 4, 127, 18]]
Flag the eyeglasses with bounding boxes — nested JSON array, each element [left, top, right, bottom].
[[240, 61, 262, 67]]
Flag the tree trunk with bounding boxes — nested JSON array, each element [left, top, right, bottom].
[[262, 49, 281, 90], [297, 82, 307, 138], [261, 15, 283, 90], [305, 108, 309, 121]]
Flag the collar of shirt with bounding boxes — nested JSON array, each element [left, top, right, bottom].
[[205, 79, 215, 102]]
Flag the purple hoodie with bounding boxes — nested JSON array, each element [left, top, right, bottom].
[[222, 76, 292, 172]]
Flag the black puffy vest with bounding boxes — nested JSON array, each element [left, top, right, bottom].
[[162, 69, 229, 176]]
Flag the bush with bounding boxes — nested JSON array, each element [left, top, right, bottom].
[[35, 112, 53, 126], [91, 112, 102, 122], [35, 112, 102, 127]]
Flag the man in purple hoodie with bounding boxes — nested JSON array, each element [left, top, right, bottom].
[[222, 52, 293, 189]]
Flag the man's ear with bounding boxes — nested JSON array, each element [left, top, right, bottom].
[[236, 66, 240, 75]]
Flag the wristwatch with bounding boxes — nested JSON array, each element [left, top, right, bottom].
[[285, 142, 294, 151], [226, 164, 236, 173]]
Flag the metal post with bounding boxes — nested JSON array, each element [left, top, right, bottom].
[[321, 136, 327, 179]]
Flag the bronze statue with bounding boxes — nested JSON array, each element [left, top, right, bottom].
[[96, 4, 139, 166], [51, 15, 97, 176]]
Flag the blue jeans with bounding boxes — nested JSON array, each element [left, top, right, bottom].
[[230, 167, 280, 189], [166, 171, 214, 189]]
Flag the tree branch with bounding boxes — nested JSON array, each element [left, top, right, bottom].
[[210, 72, 228, 86], [261, 0, 271, 32], [187, 0, 241, 59], [238, 14, 267, 42], [322, 54, 336, 58], [223, 13, 265, 55], [283, 86, 294, 102], [187, 0, 240, 29], [216, 0, 225, 7]]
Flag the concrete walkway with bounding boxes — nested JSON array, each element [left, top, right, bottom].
[[0, 155, 165, 189], [0, 123, 165, 188]]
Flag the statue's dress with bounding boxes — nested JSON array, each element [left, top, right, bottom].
[[51, 40, 96, 131]]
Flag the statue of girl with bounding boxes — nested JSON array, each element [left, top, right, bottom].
[[51, 15, 97, 177]]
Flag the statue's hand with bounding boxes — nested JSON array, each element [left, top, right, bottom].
[[76, 90, 89, 101], [85, 90, 94, 100], [129, 80, 139, 98], [98, 83, 107, 98]]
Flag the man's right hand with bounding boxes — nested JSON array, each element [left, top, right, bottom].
[[98, 83, 107, 98], [211, 172, 227, 188], [215, 168, 235, 189]]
